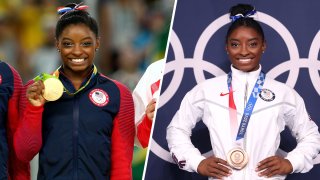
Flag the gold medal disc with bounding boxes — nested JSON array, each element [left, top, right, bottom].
[[42, 77, 64, 101], [227, 147, 248, 170]]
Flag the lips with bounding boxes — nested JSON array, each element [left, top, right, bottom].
[[69, 58, 87, 65], [238, 58, 253, 63], [71, 58, 85, 63]]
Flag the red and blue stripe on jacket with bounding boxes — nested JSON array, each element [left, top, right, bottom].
[[0, 61, 30, 179]]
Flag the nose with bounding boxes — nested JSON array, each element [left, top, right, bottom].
[[72, 44, 83, 56], [240, 45, 249, 56]]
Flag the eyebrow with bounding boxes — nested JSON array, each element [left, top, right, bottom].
[[229, 37, 259, 42], [61, 37, 93, 41]]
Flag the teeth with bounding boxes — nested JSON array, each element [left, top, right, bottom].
[[71, 59, 84, 63], [239, 58, 251, 62]]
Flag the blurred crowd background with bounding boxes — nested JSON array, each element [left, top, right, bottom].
[[0, 0, 174, 179]]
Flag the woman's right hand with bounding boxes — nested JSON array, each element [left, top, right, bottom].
[[197, 156, 232, 178], [26, 81, 46, 107]]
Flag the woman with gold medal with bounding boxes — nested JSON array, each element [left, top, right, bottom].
[[14, 3, 135, 179], [167, 3, 320, 180]]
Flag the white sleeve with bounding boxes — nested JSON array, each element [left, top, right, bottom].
[[284, 90, 320, 173], [132, 72, 150, 126], [132, 60, 164, 147], [132, 67, 152, 147], [133, 60, 164, 126], [166, 87, 206, 173]]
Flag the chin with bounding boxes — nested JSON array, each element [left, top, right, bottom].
[[70, 65, 89, 72], [236, 65, 258, 72]]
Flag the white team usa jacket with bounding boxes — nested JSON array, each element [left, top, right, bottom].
[[167, 65, 320, 180]]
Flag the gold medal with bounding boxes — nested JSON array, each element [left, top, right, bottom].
[[42, 77, 64, 101], [227, 147, 248, 170]]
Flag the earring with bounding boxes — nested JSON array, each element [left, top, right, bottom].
[[95, 48, 99, 52], [57, 49, 60, 52], [262, 51, 265, 54]]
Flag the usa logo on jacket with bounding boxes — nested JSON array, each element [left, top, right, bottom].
[[89, 88, 109, 107]]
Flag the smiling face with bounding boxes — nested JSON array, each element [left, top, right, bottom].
[[56, 23, 99, 76], [226, 26, 266, 72]]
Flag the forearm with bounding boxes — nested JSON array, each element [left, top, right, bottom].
[[136, 115, 152, 148], [7, 101, 30, 179], [14, 102, 43, 162], [285, 93, 320, 173], [110, 118, 134, 179], [286, 122, 320, 173], [167, 125, 206, 172], [111, 81, 135, 179]]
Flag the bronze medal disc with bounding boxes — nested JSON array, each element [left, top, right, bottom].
[[227, 147, 248, 170]]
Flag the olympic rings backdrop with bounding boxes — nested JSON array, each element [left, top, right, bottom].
[[144, 0, 320, 179]]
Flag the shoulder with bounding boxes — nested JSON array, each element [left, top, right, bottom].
[[97, 73, 131, 95], [148, 59, 165, 70], [185, 74, 227, 99], [265, 77, 295, 93], [264, 76, 302, 103], [194, 74, 227, 90], [0, 61, 8, 68], [0, 61, 13, 77], [0, 61, 22, 84], [0, 61, 19, 73], [144, 59, 165, 77]]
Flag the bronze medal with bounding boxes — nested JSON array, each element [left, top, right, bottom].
[[227, 147, 248, 170]]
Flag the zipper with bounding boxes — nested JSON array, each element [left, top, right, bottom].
[[243, 74, 248, 180], [73, 96, 79, 180]]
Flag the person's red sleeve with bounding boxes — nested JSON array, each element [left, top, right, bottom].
[[110, 81, 135, 180], [7, 66, 30, 180], [14, 80, 43, 163], [137, 115, 153, 148]]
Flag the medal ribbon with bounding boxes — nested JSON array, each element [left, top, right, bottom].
[[34, 73, 58, 82], [227, 71, 265, 141], [50, 65, 97, 96]]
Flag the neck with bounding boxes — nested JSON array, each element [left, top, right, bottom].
[[231, 65, 260, 73], [62, 66, 94, 90]]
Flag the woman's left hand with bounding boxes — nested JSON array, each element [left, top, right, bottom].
[[256, 156, 293, 178], [145, 98, 156, 121]]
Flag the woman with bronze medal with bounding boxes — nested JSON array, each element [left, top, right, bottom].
[[167, 4, 320, 180], [14, 3, 135, 179]]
